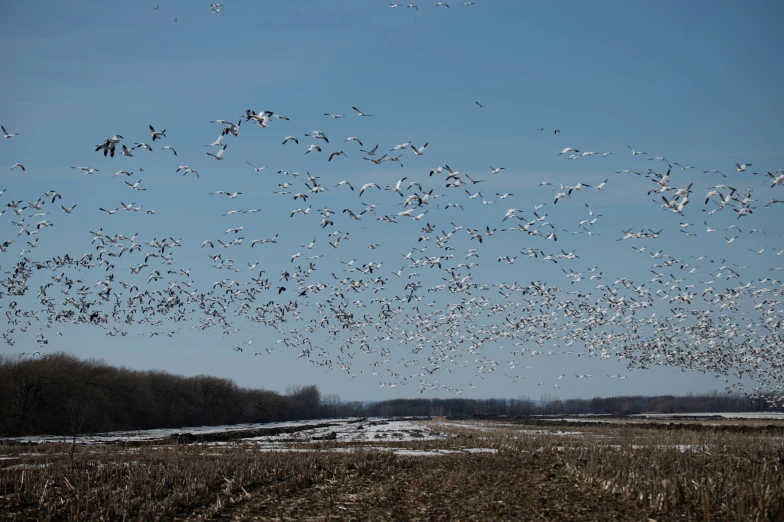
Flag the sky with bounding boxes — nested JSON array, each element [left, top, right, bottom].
[[1, 1, 783, 402]]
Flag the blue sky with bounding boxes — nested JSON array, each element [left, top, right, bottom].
[[1, 1, 783, 402]]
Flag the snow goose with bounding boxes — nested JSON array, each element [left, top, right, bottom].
[[149, 125, 166, 141], [410, 143, 428, 155], [352, 106, 372, 117], [206, 144, 227, 160]]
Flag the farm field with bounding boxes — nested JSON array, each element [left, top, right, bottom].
[[2, 417, 782, 521]]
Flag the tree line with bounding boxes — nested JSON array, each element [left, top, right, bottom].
[[0, 353, 779, 437], [364, 392, 781, 418], [0, 353, 361, 437]]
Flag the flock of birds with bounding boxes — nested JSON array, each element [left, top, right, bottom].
[[2, 2, 783, 404], [153, 2, 478, 22]]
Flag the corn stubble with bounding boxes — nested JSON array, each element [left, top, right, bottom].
[[0, 420, 781, 521]]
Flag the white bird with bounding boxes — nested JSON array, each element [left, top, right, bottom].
[[628, 145, 647, 156], [162, 145, 177, 156], [120, 145, 134, 157], [410, 143, 428, 155], [149, 125, 166, 141], [490, 167, 504, 174], [352, 106, 372, 117], [306, 144, 322, 154], [344, 136, 363, 146], [359, 183, 380, 196], [558, 148, 579, 155], [246, 162, 268, 172], [2, 125, 19, 138], [328, 151, 347, 161], [10, 163, 25, 172], [207, 144, 227, 160], [282, 135, 299, 145], [72, 166, 99, 174], [125, 179, 146, 191], [205, 133, 225, 147], [388, 177, 408, 196], [735, 163, 752, 172]]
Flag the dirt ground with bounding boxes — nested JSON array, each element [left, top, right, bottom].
[[188, 451, 663, 522]]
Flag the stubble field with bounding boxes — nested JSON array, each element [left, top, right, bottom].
[[1, 417, 783, 521]]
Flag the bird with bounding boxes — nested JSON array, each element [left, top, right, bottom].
[[410, 143, 428, 155], [207, 144, 227, 160], [628, 145, 647, 156], [72, 166, 99, 174], [352, 106, 372, 117], [344, 137, 363, 146], [161, 145, 177, 156], [359, 183, 380, 196], [10, 163, 25, 172], [306, 144, 322, 154], [149, 125, 166, 141], [282, 136, 299, 145], [490, 167, 504, 174], [735, 163, 752, 172], [2, 125, 18, 138], [246, 162, 267, 172], [360, 144, 378, 156], [475, 101, 484, 107], [328, 151, 347, 161]]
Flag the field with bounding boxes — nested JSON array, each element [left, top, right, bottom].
[[1, 417, 783, 521]]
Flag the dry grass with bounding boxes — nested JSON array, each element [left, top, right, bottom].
[[0, 419, 782, 521], [0, 443, 393, 521], [428, 419, 784, 521]]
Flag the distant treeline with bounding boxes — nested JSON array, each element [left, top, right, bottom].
[[364, 392, 782, 418], [0, 353, 780, 437], [0, 353, 361, 437]]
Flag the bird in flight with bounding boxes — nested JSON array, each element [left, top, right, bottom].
[[2, 125, 18, 138], [352, 106, 372, 117], [207, 144, 227, 160], [475, 101, 484, 108]]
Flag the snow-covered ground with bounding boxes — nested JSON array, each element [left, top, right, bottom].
[[3, 414, 779, 453], [630, 412, 784, 420], [0, 417, 444, 446]]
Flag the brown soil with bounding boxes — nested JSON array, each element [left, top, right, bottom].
[[189, 452, 663, 522]]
